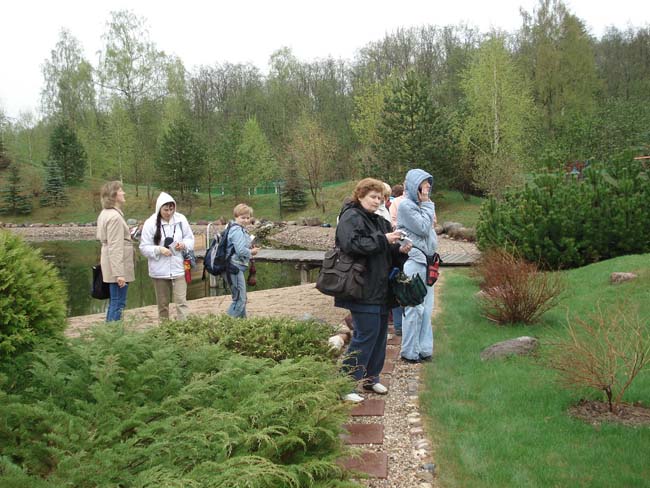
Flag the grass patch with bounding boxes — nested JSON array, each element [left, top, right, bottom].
[[434, 190, 484, 228], [4, 179, 356, 226], [5, 179, 483, 229], [423, 255, 650, 487]]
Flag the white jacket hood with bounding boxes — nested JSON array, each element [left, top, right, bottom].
[[155, 192, 176, 215]]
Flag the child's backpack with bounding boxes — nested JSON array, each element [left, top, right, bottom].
[[203, 224, 235, 277]]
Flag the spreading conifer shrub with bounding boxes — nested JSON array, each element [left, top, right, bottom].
[[476, 160, 650, 269], [0, 325, 359, 487], [159, 315, 336, 361], [0, 231, 67, 357]]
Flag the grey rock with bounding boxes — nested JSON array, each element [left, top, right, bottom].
[[126, 218, 138, 226], [610, 272, 638, 284], [442, 221, 463, 234], [481, 336, 539, 361], [422, 462, 436, 473], [456, 227, 477, 241], [301, 217, 322, 227]]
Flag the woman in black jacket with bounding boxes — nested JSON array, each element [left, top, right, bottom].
[[335, 178, 411, 402]]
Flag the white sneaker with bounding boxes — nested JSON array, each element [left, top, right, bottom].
[[371, 383, 388, 395], [343, 392, 364, 403]]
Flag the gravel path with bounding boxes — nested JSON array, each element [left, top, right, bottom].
[[357, 271, 444, 488]]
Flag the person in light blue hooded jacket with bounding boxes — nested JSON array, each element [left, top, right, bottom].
[[396, 168, 438, 363], [225, 203, 260, 318]]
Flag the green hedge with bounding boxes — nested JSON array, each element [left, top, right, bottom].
[[0, 323, 359, 487], [0, 231, 67, 357], [476, 161, 650, 269]]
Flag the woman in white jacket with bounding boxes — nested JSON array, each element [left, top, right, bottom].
[[139, 192, 194, 322]]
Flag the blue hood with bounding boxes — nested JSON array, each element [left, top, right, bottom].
[[404, 169, 433, 203]]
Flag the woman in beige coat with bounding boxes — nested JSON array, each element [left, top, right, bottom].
[[96, 181, 135, 322]]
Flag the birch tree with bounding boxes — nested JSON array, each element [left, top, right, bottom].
[[461, 35, 538, 196]]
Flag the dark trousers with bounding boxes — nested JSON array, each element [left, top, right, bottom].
[[342, 310, 389, 386]]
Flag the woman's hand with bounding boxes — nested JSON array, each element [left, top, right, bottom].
[[251, 247, 260, 256], [399, 242, 412, 254], [385, 230, 403, 245], [174, 242, 186, 251], [160, 246, 172, 257], [117, 276, 126, 288]]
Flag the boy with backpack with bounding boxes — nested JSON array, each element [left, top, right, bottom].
[[225, 203, 259, 318]]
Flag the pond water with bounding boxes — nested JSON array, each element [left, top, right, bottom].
[[33, 241, 318, 317]]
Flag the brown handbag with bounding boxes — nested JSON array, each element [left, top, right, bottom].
[[316, 248, 366, 300]]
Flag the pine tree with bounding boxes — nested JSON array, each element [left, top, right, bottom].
[[281, 165, 307, 213], [40, 160, 68, 207], [0, 163, 33, 215], [375, 70, 456, 183]]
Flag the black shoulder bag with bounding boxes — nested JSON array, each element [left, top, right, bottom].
[[91, 264, 111, 300], [316, 248, 366, 301]]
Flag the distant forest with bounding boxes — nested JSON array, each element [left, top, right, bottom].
[[1, 0, 649, 209]]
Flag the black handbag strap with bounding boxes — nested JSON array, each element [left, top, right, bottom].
[[411, 245, 442, 264]]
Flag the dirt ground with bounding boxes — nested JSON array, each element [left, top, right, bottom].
[[569, 399, 650, 427], [66, 283, 349, 337]]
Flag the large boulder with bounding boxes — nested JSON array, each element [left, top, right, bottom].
[[447, 226, 476, 241], [442, 221, 463, 235], [480, 336, 539, 361]]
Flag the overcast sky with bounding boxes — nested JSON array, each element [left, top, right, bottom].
[[1, 0, 647, 120]]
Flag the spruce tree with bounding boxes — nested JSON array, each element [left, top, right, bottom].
[[0, 163, 33, 215], [280, 165, 308, 213], [0, 136, 10, 171], [40, 160, 68, 207], [157, 119, 205, 199], [48, 122, 87, 184]]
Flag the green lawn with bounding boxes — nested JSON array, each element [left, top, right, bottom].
[[5, 180, 483, 228], [423, 255, 650, 487], [434, 190, 484, 228]]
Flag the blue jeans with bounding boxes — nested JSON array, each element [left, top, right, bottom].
[[342, 310, 389, 386], [106, 283, 128, 322], [227, 270, 247, 318], [392, 306, 403, 332], [400, 260, 434, 360]]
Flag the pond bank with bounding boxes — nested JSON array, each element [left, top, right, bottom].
[[6, 223, 479, 256]]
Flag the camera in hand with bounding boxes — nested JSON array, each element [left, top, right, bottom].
[[163, 236, 174, 249]]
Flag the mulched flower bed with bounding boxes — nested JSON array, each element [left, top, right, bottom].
[[569, 399, 650, 427]]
